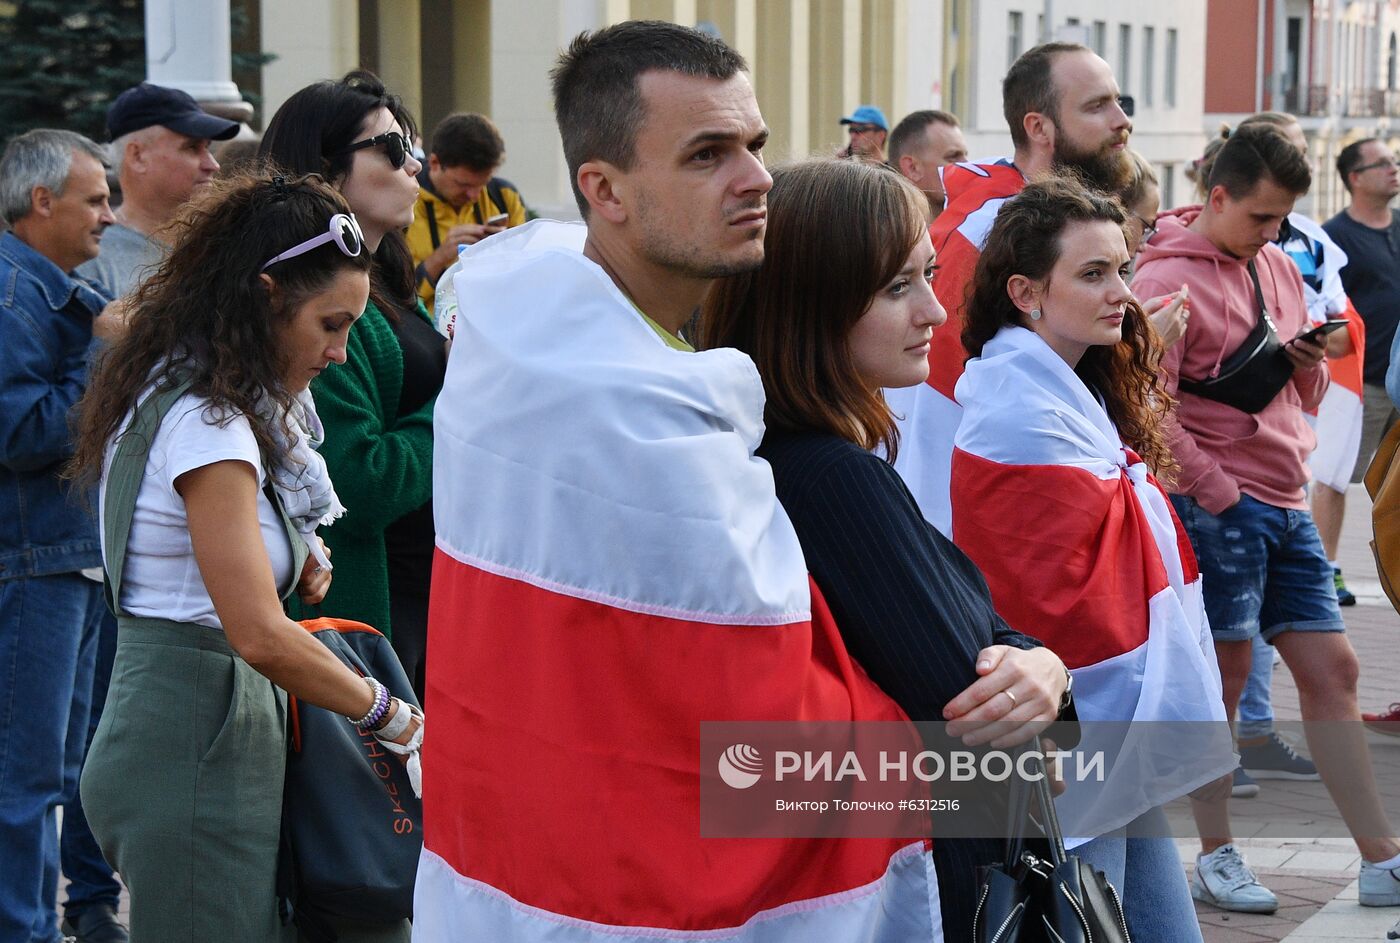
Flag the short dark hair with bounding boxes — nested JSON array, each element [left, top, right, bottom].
[[550, 20, 747, 216], [1207, 124, 1311, 199], [888, 110, 960, 163], [1337, 138, 1379, 193], [1003, 42, 1091, 150], [430, 113, 505, 171]]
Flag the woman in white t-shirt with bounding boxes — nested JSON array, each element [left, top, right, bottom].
[[68, 173, 422, 942]]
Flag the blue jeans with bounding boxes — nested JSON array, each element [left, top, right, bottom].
[[0, 573, 104, 943], [1238, 634, 1275, 740], [1076, 806, 1203, 942], [1170, 494, 1344, 641], [60, 609, 122, 917]]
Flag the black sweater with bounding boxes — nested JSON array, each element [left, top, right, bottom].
[[758, 429, 1046, 941]]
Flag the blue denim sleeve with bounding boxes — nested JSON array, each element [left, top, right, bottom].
[[0, 304, 90, 472], [1387, 330, 1400, 410]]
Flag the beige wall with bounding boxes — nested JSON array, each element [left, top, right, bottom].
[[261, 0, 958, 218]]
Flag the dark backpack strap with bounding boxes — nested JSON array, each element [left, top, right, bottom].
[[487, 178, 506, 218], [425, 201, 440, 250], [102, 379, 194, 616]]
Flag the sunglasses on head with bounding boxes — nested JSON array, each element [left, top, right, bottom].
[[336, 130, 411, 170], [261, 213, 365, 271]]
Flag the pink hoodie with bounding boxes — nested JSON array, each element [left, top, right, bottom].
[[1133, 205, 1328, 514]]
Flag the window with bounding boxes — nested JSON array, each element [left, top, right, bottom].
[[1118, 24, 1132, 95], [1008, 11, 1023, 69], [1143, 26, 1155, 107], [1161, 163, 1174, 209], [1166, 28, 1178, 107], [1093, 21, 1107, 57]]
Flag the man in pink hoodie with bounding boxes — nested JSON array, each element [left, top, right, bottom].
[[1135, 124, 1400, 910]]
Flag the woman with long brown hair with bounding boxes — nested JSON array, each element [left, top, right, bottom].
[[952, 177, 1233, 941], [700, 158, 1072, 940], [69, 173, 421, 942]]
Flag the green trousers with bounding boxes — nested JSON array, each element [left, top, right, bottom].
[[81, 617, 294, 943]]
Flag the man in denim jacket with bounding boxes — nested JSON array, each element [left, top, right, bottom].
[[0, 129, 118, 943]]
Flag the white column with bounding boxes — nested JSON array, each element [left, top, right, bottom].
[[145, 0, 251, 120]]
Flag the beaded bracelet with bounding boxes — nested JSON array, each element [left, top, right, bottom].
[[351, 677, 391, 732]]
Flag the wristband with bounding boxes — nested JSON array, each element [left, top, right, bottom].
[[375, 698, 413, 741]]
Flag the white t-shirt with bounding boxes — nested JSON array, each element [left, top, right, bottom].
[[99, 392, 295, 630]]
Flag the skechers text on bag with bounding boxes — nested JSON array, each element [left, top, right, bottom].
[[277, 616, 423, 941]]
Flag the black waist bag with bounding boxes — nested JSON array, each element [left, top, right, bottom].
[[277, 617, 423, 941], [1177, 260, 1294, 414]]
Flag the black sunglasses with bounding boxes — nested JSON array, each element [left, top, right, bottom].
[[337, 130, 410, 169]]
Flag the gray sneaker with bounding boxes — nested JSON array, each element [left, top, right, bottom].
[[1231, 766, 1260, 798], [1361, 858, 1400, 906], [1192, 844, 1279, 913], [1239, 733, 1320, 781]]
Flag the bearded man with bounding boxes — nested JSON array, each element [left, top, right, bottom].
[[885, 42, 1133, 533]]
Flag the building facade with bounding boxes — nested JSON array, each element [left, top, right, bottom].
[[1204, 0, 1400, 220], [944, 0, 1207, 214], [255, 0, 952, 219]]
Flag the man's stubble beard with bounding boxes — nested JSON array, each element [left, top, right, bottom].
[[635, 192, 766, 279]]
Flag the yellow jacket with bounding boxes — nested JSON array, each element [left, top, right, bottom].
[[408, 169, 527, 313]]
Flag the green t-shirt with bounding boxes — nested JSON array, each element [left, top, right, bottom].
[[635, 306, 694, 352]]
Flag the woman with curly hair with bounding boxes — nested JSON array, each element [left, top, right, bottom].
[[260, 71, 440, 698], [951, 177, 1232, 941], [70, 173, 421, 942], [700, 159, 1074, 940]]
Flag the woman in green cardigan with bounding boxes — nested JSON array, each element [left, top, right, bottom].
[[261, 71, 444, 698]]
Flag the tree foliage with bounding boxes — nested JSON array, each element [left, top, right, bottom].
[[0, 0, 274, 144], [0, 0, 146, 143]]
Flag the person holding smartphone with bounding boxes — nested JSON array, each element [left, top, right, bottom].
[[407, 112, 528, 315]]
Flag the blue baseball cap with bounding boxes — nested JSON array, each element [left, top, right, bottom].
[[106, 83, 240, 142], [839, 105, 889, 131]]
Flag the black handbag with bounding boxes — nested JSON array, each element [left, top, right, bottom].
[[973, 748, 1132, 943], [277, 617, 424, 942], [1177, 260, 1295, 414]]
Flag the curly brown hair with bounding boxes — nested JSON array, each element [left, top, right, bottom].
[[68, 171, 372, 486], [962, 177, 1178, 478]]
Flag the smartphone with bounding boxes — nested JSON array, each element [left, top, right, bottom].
[[485, 212, 509, 226], [1292, 319, 1348, 345]]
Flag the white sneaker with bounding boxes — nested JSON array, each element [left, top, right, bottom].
[[1191, 844, 1279, 913], [1361, 858, 1400, 906]]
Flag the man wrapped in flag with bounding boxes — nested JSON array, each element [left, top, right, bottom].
[[887, 40, 1133, 534], [416, 22, 941, 942]]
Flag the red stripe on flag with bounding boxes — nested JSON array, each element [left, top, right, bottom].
[[423, 552, 917, 930], [926, 228, 977, 401], [950, 449, 1166, 669]]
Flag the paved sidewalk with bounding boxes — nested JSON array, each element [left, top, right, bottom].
[[1174, 485, 1400, 942]]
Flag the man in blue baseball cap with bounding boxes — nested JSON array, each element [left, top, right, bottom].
[[77, 83, 239, 300], [839, 104, 889, 161]]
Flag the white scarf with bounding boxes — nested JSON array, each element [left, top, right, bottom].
[[260, 388, 344, 571]]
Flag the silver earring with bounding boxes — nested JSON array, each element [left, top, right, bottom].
[[1029, 308, 1042, 321]]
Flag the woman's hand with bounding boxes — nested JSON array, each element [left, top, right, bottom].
[[1143, 285, 1190, 349], [942, 645, 1068, 749], [296, 539, 332, 605]]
